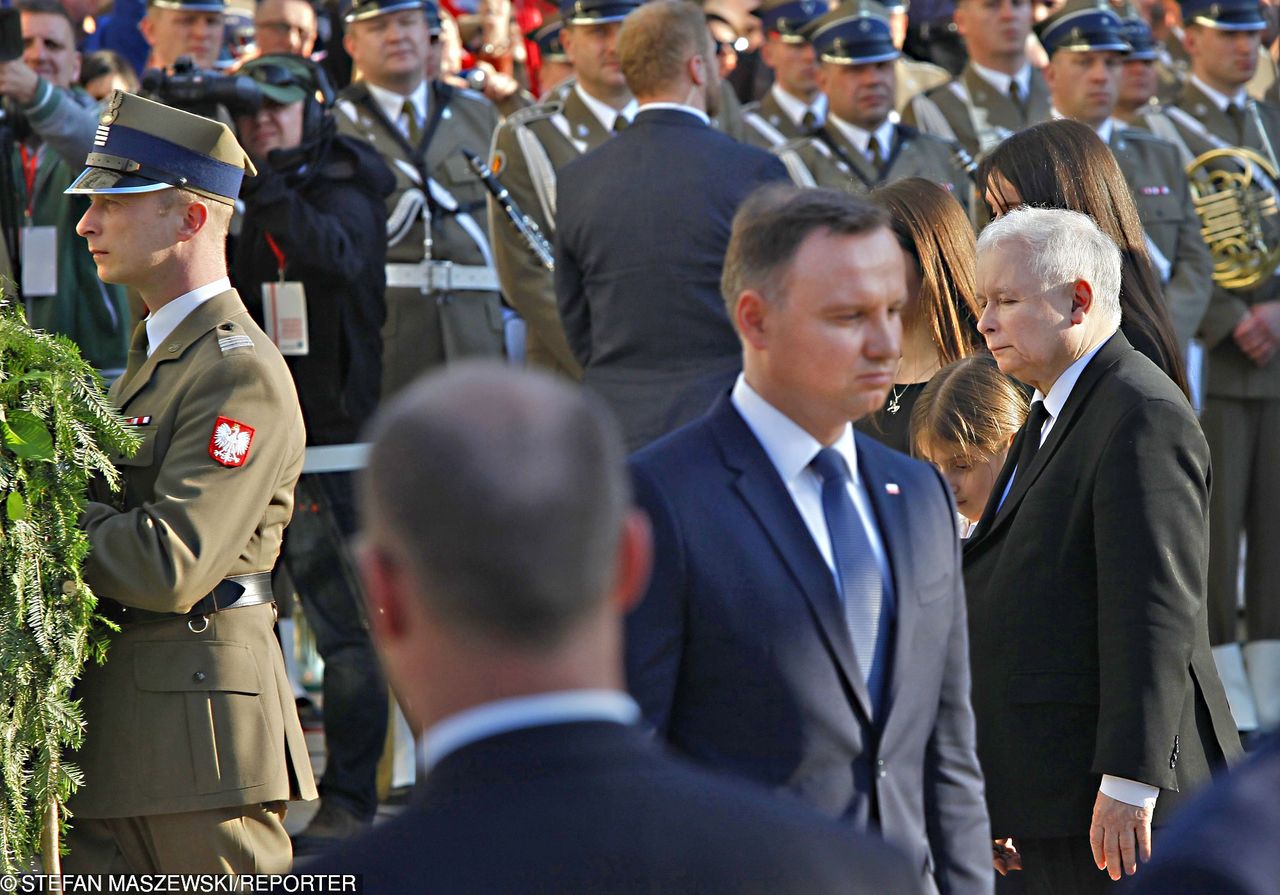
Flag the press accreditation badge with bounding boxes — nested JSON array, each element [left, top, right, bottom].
[[20, 226, 57, 297], [261, 281, 309, 356]]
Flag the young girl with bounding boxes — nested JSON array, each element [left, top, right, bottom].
[[911, 356, 1029, 536]]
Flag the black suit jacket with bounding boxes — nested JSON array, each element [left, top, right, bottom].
[[298, 720, 920, 894], [963, 332, 1241, 840], [626, 395, 992, 895], [554, 108, 789, 451]]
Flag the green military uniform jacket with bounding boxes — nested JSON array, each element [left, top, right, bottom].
[[1151, 83, 1280, 397], [488, 86, 618, 377], [902, 62, 1052, 158], [741, 89, 816, 150], [73, 289, 316, 819], [776, 119, 970, 209], [1109, 123, 1215, 348], [336, 79, 504, 397]]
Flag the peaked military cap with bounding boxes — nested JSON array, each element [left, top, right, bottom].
[[1117, 3, 1158, 60], [1178, 0, 1267, 30], [804, 0, 899, 65], [560, 0, 642, 25], [66, 90, 256, 206], [1035, 0, 1131, 56], [528, 14, 569, 62], [148, 0, 226, 11], [759, 0, 830, 43], [345, 0, 440, 27]]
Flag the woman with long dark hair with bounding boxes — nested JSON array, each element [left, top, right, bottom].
[[855, 177, 983, 453], [978, 118, 1190, 396]]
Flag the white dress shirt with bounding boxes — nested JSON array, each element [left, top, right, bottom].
[[829, 114, 896, 164], [574, 82, 638, 132], [367, 80, 430, 140], [971, 60, 1033, 100], [730, 375, 892, 590], [418, 690, 640, 772], [770, 83, 828, 129], [1189, 74, 1248, 113], [145, 277, 231, 356], [999, 333, 1159, 811], [634, 101, 711, 125]]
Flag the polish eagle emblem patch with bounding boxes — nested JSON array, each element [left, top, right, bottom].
[[209, 416, 254, 467]]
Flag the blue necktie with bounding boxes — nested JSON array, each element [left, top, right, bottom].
[[811, 448, 889, 711]]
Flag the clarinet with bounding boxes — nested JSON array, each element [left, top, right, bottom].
[[462, 149, 555, 272]]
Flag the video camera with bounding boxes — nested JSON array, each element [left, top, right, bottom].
[[141, 56, 264, 120]]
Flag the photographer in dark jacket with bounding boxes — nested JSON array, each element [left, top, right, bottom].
[[231, 52, 398, 850]]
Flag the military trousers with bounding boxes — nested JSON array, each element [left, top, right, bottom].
[[65, 801, 290, 873], [1202, 395, 1280, 644]]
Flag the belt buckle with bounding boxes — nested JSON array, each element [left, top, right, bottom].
[[429, 260, 453, 297]]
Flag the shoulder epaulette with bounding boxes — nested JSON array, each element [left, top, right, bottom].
[[215, 321, 256, 355], [506, 102, 561, 127]]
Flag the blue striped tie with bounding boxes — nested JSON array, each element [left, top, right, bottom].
[[811, 448, 888, 710]]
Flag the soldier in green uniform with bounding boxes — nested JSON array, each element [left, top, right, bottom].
[[902, 0, 1051, 158], [1036, 0, 1213, 349], [1115, 3, 1164, 123], [488, 0, 640, 378], [336, 0, 504, 398], [63, 91, 316, 872], [740, 0, 830, 149], [528, 13, 575, 95], [1159, 0, 1280, 734], [885, 0, 951, 113], [775, 0, 970, 207]]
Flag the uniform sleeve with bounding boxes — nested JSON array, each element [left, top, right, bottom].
[[1161, 168, 1215, 347], [488, 121, 581, 375], [82, 352, 302, 613], [553, 172, 592, 368], [1091, 397, 1210, 788]]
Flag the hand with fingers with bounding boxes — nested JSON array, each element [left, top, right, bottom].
[[1090, 790, 1153, 881]]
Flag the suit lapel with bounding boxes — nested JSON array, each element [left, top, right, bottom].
[[856, 437, 915, 725], [114, 291, 244, 409], [707, 399, 874, 722]]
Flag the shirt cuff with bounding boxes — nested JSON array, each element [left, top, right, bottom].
[[1100, 775, 1159, 811]]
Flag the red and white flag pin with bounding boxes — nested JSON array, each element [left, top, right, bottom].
[[885, 483, 901, 495], [209, 416, 254, 467]]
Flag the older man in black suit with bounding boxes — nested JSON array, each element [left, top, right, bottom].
[[963, 207, 1241, 895], [554, 0, 789, 452], [298, 363, 918, 894]]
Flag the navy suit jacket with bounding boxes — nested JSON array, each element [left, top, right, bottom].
[[626, 395, 992, 895], [554, 108, 789, 451], [297, 720, 921, 894]]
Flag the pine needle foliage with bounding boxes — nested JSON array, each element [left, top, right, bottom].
[[0, 297, 138, 870]]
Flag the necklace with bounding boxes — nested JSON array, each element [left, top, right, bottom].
[[886, 384, 908, 415]]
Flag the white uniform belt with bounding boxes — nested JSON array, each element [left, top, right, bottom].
[[385, 260, 500, 292]]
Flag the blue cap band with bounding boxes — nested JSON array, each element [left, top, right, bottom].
[[91, 124, 244, 199]]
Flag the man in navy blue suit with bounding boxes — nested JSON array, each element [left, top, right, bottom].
[[297, 362, 920, 894], [554, 0, 790, 452], [626, 186, 992, 895]]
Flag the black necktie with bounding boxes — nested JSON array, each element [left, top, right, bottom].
[[1009, 78, 1026, 113], [810, 448, 888, 711], [1009, 400, 1050, 490], [801, 109, 819, 133]]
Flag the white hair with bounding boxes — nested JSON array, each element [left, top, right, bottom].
[[977, 206, 1122, 332]]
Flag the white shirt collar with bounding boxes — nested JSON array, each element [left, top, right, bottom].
[[1190, 74, 1248, 112], [1033, 332, 1115, 423], [573, 82, 637, 132], [971, 60, 1032, 97], [419, 690, 640, 771], [1052, 107, 1115, 143], [145, 277, 230, 356], [634, 101, 711, 125], [367, 79, 429, 131], [830, 114, 895, 162], [770, 82, 827, 128], [731, 374, 861, 488]]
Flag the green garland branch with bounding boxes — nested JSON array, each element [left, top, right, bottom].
[[0, 297, 138, 872]]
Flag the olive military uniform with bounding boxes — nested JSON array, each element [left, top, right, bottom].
[[336, 79, 504, 397], [741, 87, 825, 149], [741, 0, 829, 150], [903, 62, 1052, 158]]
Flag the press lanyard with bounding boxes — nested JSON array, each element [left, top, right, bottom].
[[265, 232, 287, 282], [19, 145, 40, 219]]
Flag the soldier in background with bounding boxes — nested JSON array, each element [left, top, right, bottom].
[[1158, 0, 1280, 736], [527, 13, 575, 94], [776, 0, 970, 207], [1036, 0, 1212, 349], [488, 0, 641, 378], [141, 0, 226, 71], [903, 0, 1050, 157], [1116, 3, 1164, 121], [887, 0, 951, 112], [741, 0, 829, 148], [336, 0, 504, 397]]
